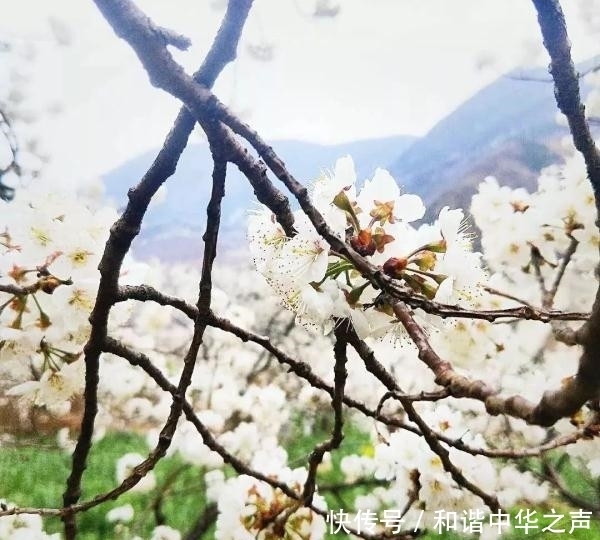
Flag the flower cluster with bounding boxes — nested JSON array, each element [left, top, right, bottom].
[[0, 185, 121, 414], [2, 141, 599, 539], [469, 146, 600, 468], [212, 467, 327, 540], [339, 402, 548, 533], [248, 156, 486, 338], [0, 502, 60, 540], [471, 152, 598, 310]]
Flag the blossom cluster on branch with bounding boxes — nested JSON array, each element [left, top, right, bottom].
[[1, 147, 598, 538], [248, 156, 485, 339], [0, 187, 117, 413], [2, 0, 600, 539]]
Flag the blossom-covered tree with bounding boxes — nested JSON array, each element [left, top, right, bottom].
[[2, 1, 600, 539]]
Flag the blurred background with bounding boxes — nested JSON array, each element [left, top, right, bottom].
[[3, 0, 600, 259]]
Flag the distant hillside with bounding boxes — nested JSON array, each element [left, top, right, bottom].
[[103, 135, 416, 261], [424, 137, 558, 219], [388, 58, 600, 217], [104, 57, 600, 261]]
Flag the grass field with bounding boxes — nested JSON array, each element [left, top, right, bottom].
[[0, 432, 214, 539], [1, 426, 600, 539]]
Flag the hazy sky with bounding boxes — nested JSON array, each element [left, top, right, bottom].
[[3, 1, 599, 182]]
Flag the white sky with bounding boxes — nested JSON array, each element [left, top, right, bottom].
[[2, 1, 599, 182]]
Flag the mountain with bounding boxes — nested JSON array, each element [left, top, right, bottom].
[[388, 58, 600, 217], [103, 57, 600, 261], [102, 135, 416, 260]]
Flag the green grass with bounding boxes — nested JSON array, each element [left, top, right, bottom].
[[0, 436, 72, 534], [2, 424, 600, 539], [0, 432, 212, 539]]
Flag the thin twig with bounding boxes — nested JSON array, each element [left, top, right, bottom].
[[344, 322, 501, 512], [541, 455, 600, 514], [545, 235, 580, 307], [183, 503, 218, 540], [301, 323, 347, 505]]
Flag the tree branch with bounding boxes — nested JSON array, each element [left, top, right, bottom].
[[344, 322, 501, 512], [301, 323, 347, 505], [60, 3, 253, 537], [531, 0, 600, 209], [529, 0, 600, 425], [92, 0, 296, 236]]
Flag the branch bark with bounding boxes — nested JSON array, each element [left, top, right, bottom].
[[61, 3, 253, 538], [529, 0, 600, 426]]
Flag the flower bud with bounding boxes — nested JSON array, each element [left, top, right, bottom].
[[382, 257, 408, 278], [350, 229, 376, 256], [39, 276, 63, 294], [431, 273, 448, 285], [402, 272, 437, 299], [333, 190, 361, 231], [333, 189, 353, 212], [37, 312, 52, 329]]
